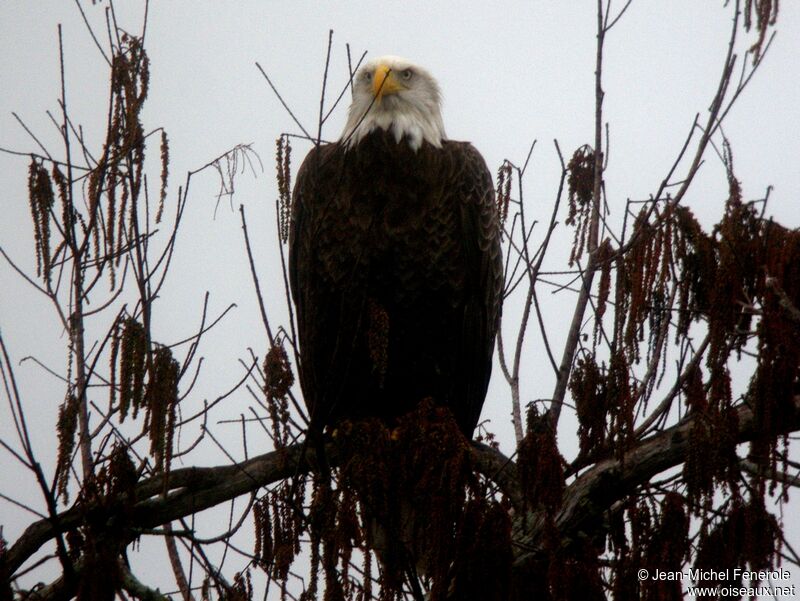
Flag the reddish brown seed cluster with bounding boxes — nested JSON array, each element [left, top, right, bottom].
[[276, 134, 292, 243], [251, 402, 513, 601], [107, 316, 179, 473], [495, 160, 512, 226], [263, 343, 295, 449], [566, 145, 595, 266], [744, 0, 779, 61], [27, 160, 55, 282]]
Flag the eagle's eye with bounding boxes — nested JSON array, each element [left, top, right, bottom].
[[362, 71, 372, 82], [401, 68, 413, 81]]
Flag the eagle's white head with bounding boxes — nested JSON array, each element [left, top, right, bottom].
[[341, 55, 446, 152]]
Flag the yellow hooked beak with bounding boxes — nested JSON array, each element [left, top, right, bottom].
[[372, 64, 404, 102]]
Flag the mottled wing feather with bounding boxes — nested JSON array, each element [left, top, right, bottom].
[[289, 133, 502, 435], [447, 141, 503, 431], [289, 143, 357, 429]]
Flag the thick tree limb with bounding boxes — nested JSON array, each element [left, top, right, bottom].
[[512, 395, 800, 570], [5, 443, 317, 576], [471, 441, 523, 509], [7, 396, 800, 583], [120, 564, 172, 601]]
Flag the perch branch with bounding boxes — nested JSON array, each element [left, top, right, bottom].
[[10, 394, 800, 580], [512, 395, 800, 570]]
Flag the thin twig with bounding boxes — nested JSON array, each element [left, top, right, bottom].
[[239, 205, 274, 344], [256, 62, 312, 140]]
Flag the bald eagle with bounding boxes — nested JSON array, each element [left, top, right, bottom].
[[289, 56, 502, 437]]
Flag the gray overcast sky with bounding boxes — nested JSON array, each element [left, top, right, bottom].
[[1, 1, 799, 595]]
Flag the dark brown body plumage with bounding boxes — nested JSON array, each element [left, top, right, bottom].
[[289, 129, 502, 436]]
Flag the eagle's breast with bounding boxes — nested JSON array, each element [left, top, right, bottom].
[[289, 128, 501, 434]]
